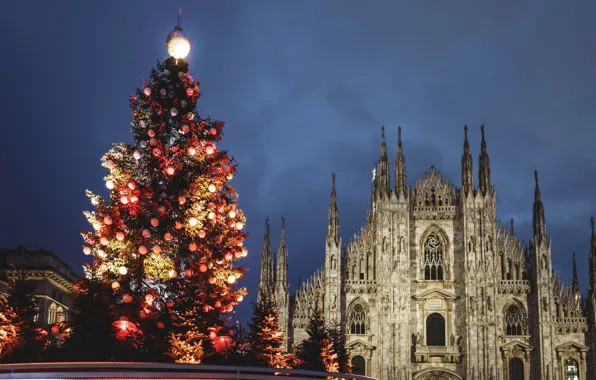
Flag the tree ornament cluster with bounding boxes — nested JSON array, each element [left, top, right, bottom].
[[81, 57, 248, 362]]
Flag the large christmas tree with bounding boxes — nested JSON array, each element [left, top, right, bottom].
[[80, 13, 248, 363]]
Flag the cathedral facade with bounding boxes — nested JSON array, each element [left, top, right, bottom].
[[258, 126, 595, 380]]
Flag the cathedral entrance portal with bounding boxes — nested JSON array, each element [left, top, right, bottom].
[[414, 368, 462, 380]]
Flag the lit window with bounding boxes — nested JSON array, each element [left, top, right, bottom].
[[48, 302, 57, 324]]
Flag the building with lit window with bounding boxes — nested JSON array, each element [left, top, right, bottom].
[[0, 246, 79, 326], [259, 127, 592, 380]]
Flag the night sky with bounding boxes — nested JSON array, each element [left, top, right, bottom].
[[1, 1, 595, 323]]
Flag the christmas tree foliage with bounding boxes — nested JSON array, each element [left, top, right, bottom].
[[0, 299, 21, 359], [248, 291, 292, 369], [62, 279, 117, 361], [295, 308, 338, 373], [2, 270, 46, 362], [328, 321, 351, 374], [81, 38, 248, 361]]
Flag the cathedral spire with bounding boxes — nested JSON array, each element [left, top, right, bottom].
[[327, 173, 340, 246], [375, 126, 390, 199], [478, 125, 492, 196], [394, 126, 407, 199], [532, 170, 547, 243], [589, 217, 596, 295], [276, 216, 289, 294], [461, 125, 474, 196], [573, 252, 580, 294], [258, 217, 274, 299]]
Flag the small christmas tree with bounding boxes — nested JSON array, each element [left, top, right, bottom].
[[62, 278, 117, 361], [295, 308, 338, 373], [328, 321, 351, 374], [3, 269, 45, 362], [80, 13, 248, 361], [248, 291, 292, 368]]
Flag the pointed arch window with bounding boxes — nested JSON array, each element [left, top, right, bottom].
[[348, 301, 367, 335], [423, 233, 444, 280], [505, 304, 527, 336]]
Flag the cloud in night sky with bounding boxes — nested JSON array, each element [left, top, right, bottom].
[[0, 0, 595, 322]]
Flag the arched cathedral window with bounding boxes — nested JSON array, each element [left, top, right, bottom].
[[426, 313, 445, 346], [564, 358, 579, 380], [505, 304, 526, 336], [348, 302, 367, 335], [423, 234, 444, 280]]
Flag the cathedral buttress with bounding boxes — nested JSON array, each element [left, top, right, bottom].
[[393, 126, 407, 200], [528, 170, 556, 380], [324, 173, 343, 328], [258, 217, 274, 300], [276, 217, 291, 350], [375, 126, 390, 200]]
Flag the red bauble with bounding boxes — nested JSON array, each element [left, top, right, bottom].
[[116, 232, 125, 241], [148, 129, 156, 137], [199, 264, 208, 272], [151, 218, 159, 227], [166, 300, 175, 308], [166, 166, 175, 175], [175, 221, 183, 229], [189, 242, 197, 252], [138, 245, 148, 255], [83, 246, 91, 255], [198, 230, 206, 238], [164, 232, 173, 241], [144, 87, 152, 96], [208, 276, 216, 284], [104, 216, 113, 225], [157, 321, 165, 329], [186, 88, 193, 96], [185, 268, 194, 277], [224, 252, 233, 261], [210, 128, 217, 136], [114, 319, 138, 341]]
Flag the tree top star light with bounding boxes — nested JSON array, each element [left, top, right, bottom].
[[166, 9, 191, 60]]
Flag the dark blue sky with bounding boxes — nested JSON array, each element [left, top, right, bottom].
[[1, 1, 595, 323]]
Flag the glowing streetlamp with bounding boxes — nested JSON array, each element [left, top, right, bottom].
[[166, 9, 191, 61]]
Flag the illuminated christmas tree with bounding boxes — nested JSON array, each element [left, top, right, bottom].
[[81, 11, 248, 362], [295, 308, 338, 373]]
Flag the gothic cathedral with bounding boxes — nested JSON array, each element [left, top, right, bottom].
[[258, 126, 595, 380]]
